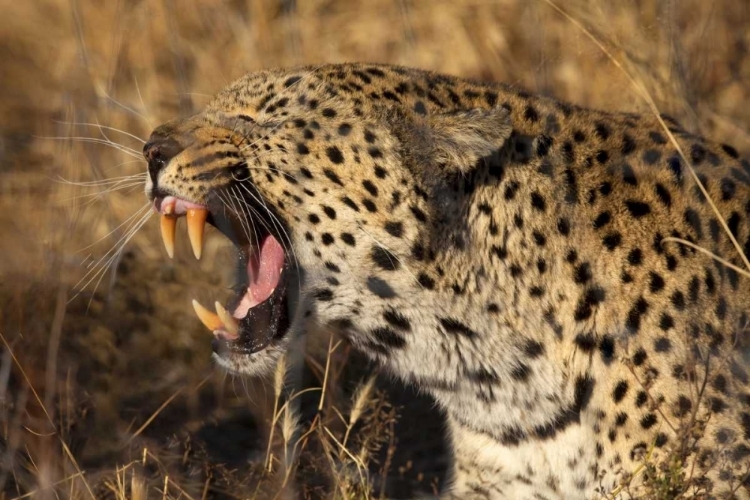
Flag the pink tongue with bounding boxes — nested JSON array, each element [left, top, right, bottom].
[[232, 235, 285, 319]]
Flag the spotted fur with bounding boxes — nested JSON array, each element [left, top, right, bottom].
[[144, 63, 750, 499]]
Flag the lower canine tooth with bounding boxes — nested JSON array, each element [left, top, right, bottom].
[[192, 299, 223, 331], [160, 214, 176, 258], [215, 302, 239, 336], [186, 208, 208, 260]]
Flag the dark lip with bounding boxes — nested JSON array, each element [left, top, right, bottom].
[[212, 263, 291, 355]]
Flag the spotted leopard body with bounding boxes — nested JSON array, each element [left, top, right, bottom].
[[145, 64, 750, 499]]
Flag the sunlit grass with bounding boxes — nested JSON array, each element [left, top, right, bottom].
[[0, 0, 748, 497]]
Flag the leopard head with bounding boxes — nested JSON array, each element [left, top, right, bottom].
[[143, 64, 511, 375]]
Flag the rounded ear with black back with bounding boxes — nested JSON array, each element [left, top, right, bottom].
[[388, 106, 513, 177]]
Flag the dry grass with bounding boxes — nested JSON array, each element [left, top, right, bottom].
[[0, 0, 749, 498]]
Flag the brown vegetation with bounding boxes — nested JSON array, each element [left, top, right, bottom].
[[0, 0, 748, 498]]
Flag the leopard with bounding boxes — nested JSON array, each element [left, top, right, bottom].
[[142, 63, 750, 499]]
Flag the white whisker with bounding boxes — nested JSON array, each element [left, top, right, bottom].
[[102, 86, 153, 128], [53, 120, 147, 144], [55, 172, 147, 187], [38, 136, 142, 158], [68, 204, 153, 305]]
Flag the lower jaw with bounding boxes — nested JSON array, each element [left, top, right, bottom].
[[213, 283, 291, 356]]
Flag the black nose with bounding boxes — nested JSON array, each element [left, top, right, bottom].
[[143, 133, 184, 185]]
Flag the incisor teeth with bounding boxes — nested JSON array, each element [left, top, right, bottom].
[[215, 301, 239, 336], [160, 214, 176, 259], [186, 208, 208, 260], [192, 299, 223, 331]]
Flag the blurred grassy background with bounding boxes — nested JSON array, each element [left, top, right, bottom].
[[0, 0, 748, 498]]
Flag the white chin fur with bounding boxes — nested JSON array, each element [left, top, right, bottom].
[[212, 337, 289, 377]]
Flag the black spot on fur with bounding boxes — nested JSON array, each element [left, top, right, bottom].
[[642, 149, 661, 165], [366, 276, 396, 298], [362, 179, 378, 197], [628, 248, 643, 265], [314, 289, 334, 301], [574, 263, 592, 283], [721, 178, 737, 201], [612, 381, 628, 403], [383, 309, 411, 331], [621, 134, 636, 155], [722, 143, 739, 158], [384, 221, 403, 238], [573, 287, 606, 321], [283, 76, 302, 87], [504, 181, 519, 200], [410, 206, 427, 222], [635, 391, 648, 407], [574, 332, 597, 352], [371, 326, 406, 349], [362, 199, 377, 212], [523, 339, 545, 358], [600, 335, 615, 363], [341, 196, 360, 212], [675, 396, 692, 417], [524, 105, 540, 122], [596, 150, 609, 165], [439, 317, 477, 338], [340, 233, 356, 246], [326, 146, 344, 164], [574, 375, 595, 412], [632, 348, 648, 366], [625, 200, 651, 218], [417, 273, 435, 289], [626, 297, 649, 333], [536, 135, 553, 156], [593, 212, 611, 229], [323, 168, 344, 186], [659, 313, 675, 331], [602, 233, 622, 250], [371, 246, 399, 271], [649, 272, 665, 293], [594, 122, 610, 140], [655, 183, 672, 207], [530, 192, 546, 212], [322, 205, 337, 219], [557, 218, 571, 236], [691, 144, 706, 165], [640, 413, 658, 429], [654, 337, 672, 352], [511, 363, 532, 381]]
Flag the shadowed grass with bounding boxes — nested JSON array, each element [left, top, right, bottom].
[[0, 0, 748, 498]]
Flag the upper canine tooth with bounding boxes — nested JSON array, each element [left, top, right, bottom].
[[186, 208, 208, 260], [160, 214, 176, 258], [215, 301, 239, 337], [192, 299, 223, 331]]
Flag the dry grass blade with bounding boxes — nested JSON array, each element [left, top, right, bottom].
[[2, 0, 748, 498]]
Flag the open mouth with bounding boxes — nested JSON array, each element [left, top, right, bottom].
[[154, 195, 290, 356]]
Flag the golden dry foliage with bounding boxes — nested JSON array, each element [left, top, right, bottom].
[[0, 1, 748, 498]]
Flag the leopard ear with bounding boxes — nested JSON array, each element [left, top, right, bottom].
[[391, 106, 512, 176]]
